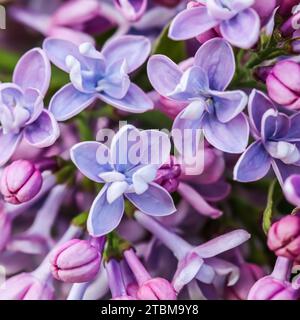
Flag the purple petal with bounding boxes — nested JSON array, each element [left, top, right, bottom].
[[70, 141, 112, 183], [234, 141, 271, 182], [114, 0, 147, 22], [248, 89, 275, 136], [147, 55, 182, 98], [23, 88, 44, 124], [87, 185, 124, 236], [261, 109, 278, 141], [211, 89, 248, 123], [110, 125, 142, 172], [193, 230, 251, 258], [283, 174, 300, 206], [172, 252, 204, 293], [125, 183, 176, 216], [168, 7, 218, 40], [220, 9, 260, 49], [49, 83, 96, 121], [177, 182, 223, 219], [194, 38, 235, 91], [23, 110, 59, 148], [43, 38, 84, 72], [99, 83, 153, 113], [13, 48, 51, 96], [202, 113, 249, 154], [271, 159, 300, 186], [283, 113, 300, 142], [102, 35, 151, 73], [0, 131, 22, 166]]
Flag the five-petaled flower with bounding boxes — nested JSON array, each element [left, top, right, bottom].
[[234, 90, 300, 185], [147, 38, 249, 154], [71, 125, 176, 236], [0, 48, 59, 166], [43, 35, 153, 121]]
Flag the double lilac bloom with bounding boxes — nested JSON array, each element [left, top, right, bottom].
[[234, 90, 300, 185], [148, 38, 249, 154], [169, 0, 260, 49], [0, 49, 59, 166], [71, 125, 176, 236], [43, 35, 153, 121]]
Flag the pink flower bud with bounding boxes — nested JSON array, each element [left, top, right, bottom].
[[252, 0, 277, 25], [225, 263, 265, 300], [137, 277, 177, 300], [267, 215, 300, 260], [1, 160, 42, 204], [248, 276, 300, 300], [49, 239, 102, 283], [278, 0, 299, 17], [266, 60, 300, 110], [0, 209, 11, 252], [0, 273, 54, 300]]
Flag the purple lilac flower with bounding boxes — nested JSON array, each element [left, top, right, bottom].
[[0, 49, 60, 166], [71, 125, 176, 236], [148, 38, 249, 154], [169, 0, 261, 49], [43, 36, 153, 122], [234, 89, 300, 185], [114, 0, 148, 22]]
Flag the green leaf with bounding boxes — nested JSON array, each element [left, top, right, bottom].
[[72, 212, 89, 228], [262, 179, 278, 234], [152, 24, 187, 63]]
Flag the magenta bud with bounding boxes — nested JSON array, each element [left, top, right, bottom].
[[0, 273, 54, 300], [0, 210, 11, 252], [1, 160, 42, 204], [225, 263, 265, 300], [266, 60, 300, 110], [267, 214, 300, 260], [49, 239, 101, 283], [154, 156, 181, 193], [137, 277, 177, 300], [248, 276, 300, 300]]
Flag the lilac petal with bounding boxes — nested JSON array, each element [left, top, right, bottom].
[[271, 159, 300, 186], [195, 181, 231, 202], [194, 38, 235, 91], [147, 55, 182, 98], [211, 89, 248, 123], [23, 110, 59, 148], [13, 48, 51, 96], [168, 66, 210, 101], [102, 35, 151, 73], [0, 131, 22, 166], [177, 182, 223, 219], [49, 83, 96, 121], [23, 88, 44, 124], [87, 185, 124, 236], [202, 113, 249, 154], [110, 125, 142, 172], [125, 183, 176, 216], [114, 0, 147, 22], [220, 9, 260, 49], [140, 130, 171, 167], [172, 108, 203, 157], [193, 230, 251, 258], [172, 252, 204, 293], [99, 83, 153, 113], [205, 257, 240, 286], [71, 142, 112, 183], [248, 89, 275, 136], [168, 7, 218, 40], [272, 113, 290, 139], [283, 175, 300, 206], [283, 113, 300, 142], [206, 0, 237, 20], [43, 38, 85, 72], [234, 141, 271, 182], [261, 109, 278, 141]]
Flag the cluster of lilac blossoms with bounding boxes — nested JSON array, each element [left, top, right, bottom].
[[2, 0, 300, 302]]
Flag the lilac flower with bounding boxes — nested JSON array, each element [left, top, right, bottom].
[[43, 36, 153, 121], [71, 125, 176, 236], [169, 0, 260, 49], [135, 211, 250, 293], [114, 0, 148, 22], [234, 90, 300, 185], [147, 38, 249, 154], [0, 49, 60, 166]]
